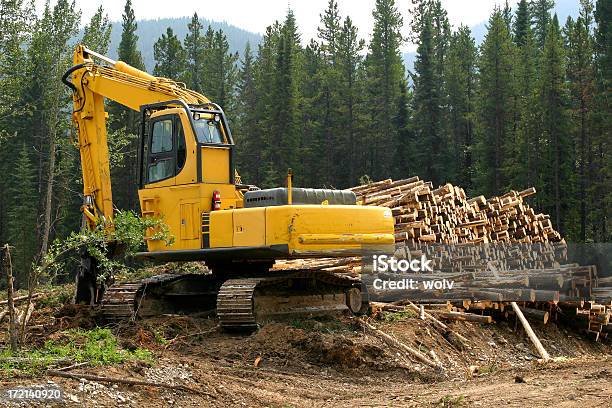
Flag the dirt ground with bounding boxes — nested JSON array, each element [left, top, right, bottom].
[[1, 309, 611, 407]]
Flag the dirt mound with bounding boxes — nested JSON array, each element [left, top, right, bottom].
[[53, 303, 98, 330]]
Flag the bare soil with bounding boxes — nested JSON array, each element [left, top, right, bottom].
[[1, 308, 611, 407]]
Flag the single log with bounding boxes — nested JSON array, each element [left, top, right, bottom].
[[511, 302, 550, 361], [432, 311, 493, 324], [356, 318, 441, 369], [519, 306, 549, 324], [47, 370, 216, 398], [0, 293, 42, 306]]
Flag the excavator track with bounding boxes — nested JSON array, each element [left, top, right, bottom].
[[101, 270, 366, 329], [217, 270, 365, 330], [100, 274, 221, 322], [100, 283, 142, 322]]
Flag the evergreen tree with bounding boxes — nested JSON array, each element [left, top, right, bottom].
[[539, 15, 573, 235], [514, 17, 539, 190], [24, 0, 80, 256], [337, 16, 366, 185], [211, 30, 239, 113], [117, 0, 144, 70], [411, 0, 451, 186], [0, 0, 33, 245], [153, 27, 187, 80], [299, 40, 326, 187], [446, 25, 477, 191], [514, 0, 531, 46], [591, 0, 611, 241], [81, 5, 111, 53], [315, 0, 342, 186], [252, 23, 282, 186], [475, 9, 517, 196], [393, 79, 413, 180], [234, 43, 259, 182], [530, 0, 555, 47], [412, 13, 443, 184], [265, 10, 301, 186], [7, 145, 37, 283], [365, 0, 404, 180], [184, 13, 204, 92], [109, 0, 145, 212], [565, 3, 595, 241]]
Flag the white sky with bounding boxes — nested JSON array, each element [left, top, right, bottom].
[[38, 0, 520, 51]]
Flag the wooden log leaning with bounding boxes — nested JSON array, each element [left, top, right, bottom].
[[511, 302, 550, 361]]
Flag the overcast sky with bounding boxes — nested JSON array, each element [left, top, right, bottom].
[[38, 0, 520, 52]]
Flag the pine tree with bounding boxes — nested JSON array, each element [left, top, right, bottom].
[[514, 0, 531, 46], [252, 23, 282, 186], [475, 9, 517, 196], [591, 0, 611, 241], [265, 10, 301, 186], [337, 16, 366, 185], [299, 40, 326, 187], [153, 27, 187, 80], [530, 0, 555, 47], [7, 145, 37, 283], [365, 0, 404, 180], [184, 13, 204, 92], [24, 0, 79, 256], [117, 0, 144, 70], [81, 5, 111, 53], [393, 79, 413, 180], [539, 15, 573, 235], [411, 0, 451, 186], [234, 43, 259, 182], [412, 13, 442, 183], [315, 0, 342, 186], [109, 0, 145, 212], [565, 3, 595, 241], [446, 25, 477, 191], [0, 0, 33, 246], [211, 30, 239, 113]]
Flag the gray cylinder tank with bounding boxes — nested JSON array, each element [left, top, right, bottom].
[[243, 188, 356, 208]]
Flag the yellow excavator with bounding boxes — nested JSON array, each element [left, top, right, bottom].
[[63, 45, 394, 329]]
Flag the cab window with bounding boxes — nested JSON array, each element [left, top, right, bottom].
[[147, 116, 186, 183], [151, 120, 173, 153], [193, 115, 225, 144]]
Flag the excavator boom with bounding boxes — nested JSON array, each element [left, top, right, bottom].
[[64, 45, 209, 230]]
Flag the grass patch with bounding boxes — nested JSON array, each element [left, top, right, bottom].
[[437, 394, 466, 407], [382, 309, 417, 322], [0, 328, 153, 377]]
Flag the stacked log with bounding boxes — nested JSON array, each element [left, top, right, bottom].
[[349, 177, 563, 245]]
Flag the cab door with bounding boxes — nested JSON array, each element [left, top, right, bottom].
[[139, 113, 192, 250]]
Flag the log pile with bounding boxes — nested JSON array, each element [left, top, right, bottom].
[[275, 177, 611, 341], [349, 177, 562, 245]]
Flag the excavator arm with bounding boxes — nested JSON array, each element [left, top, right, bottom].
[[63, 45, 213, 304], [63, 45, 209, 231]]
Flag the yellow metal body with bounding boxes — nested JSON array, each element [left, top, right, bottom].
[[68, 45, 394, 261]]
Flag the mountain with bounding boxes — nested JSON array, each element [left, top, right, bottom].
[[105, 17, 263, 71], [402, 0, 580, 74]]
